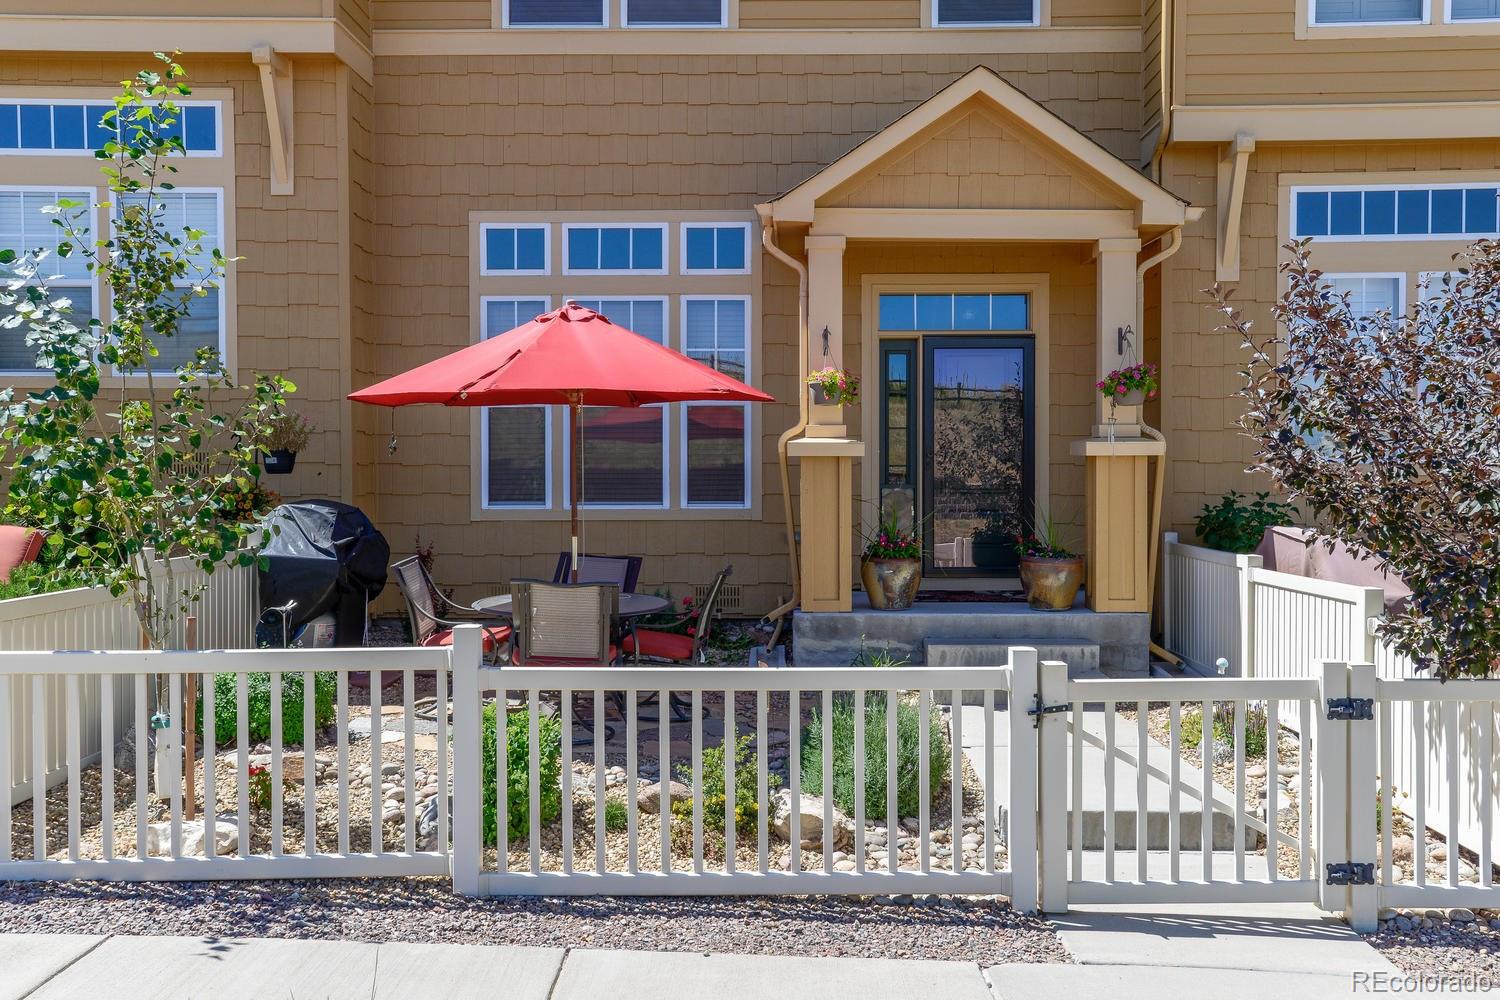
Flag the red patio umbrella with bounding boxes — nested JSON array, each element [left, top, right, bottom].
[[349, 301, 774, 577]]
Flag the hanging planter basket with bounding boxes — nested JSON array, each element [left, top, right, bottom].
[[262, 449, 298, 474]]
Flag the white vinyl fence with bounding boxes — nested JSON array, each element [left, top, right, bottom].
[[1161, 533, 1500, 881], [5, 554, 256, 807]]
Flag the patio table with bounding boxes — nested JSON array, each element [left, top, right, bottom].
[[471, 592, 670, 619]]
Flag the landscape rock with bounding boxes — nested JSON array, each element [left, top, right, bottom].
[[146, 818, 239, 857], [636, 780, 691, 815], [769, 790, 855, 852]]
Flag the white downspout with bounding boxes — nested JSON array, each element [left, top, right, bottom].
[[757, 208, 808, 646]]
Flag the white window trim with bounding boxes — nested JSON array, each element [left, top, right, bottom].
[[1310, 0, 1429, 25], [1445, 0, 1500, 20], [501, 0, 608, 28], [0, 97, 223, 158], [1418, 269, 1460, 302], [932, 0, 1041, 28], [1290, 181, 1500, 242], [561, 222, 670, 276], [478, 223, 551, 276], [679, 221, 753, 275], [108, 186, 228, 377], [679, 293, 752, 509], [1324, 272, 1408, 320], [624, 0, 728, 26], [0, 184, 98, 377]]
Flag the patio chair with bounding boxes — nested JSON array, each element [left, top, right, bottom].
[[551, 552, 643, 593], [623, 565, 732, 667], [391, 555, 511, 662], [0, 525, 44, 583], [511, 579, 621, 743]]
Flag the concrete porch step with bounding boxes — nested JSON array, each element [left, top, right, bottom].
[[926, 640, 1100, 675]]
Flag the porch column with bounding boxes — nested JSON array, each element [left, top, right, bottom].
[[795, 231, 861, 612], [1073, 236, 1162, 613]]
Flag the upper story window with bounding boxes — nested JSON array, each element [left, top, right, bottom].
[[504, 0, 606, 26], [625, 0, 726, 26], [1451, 0, 1500, 18], [0, 187, 94, 375], [563, 224, 667, 275], [935, 0, 1038, 26], [1293, 184, 1500, 241], [0, 100, 220, 156], [1311, 0, 1423, 23], [878, 292, 1030, 331], [682, 223, 750, 274], [482, 224, 549, 275]]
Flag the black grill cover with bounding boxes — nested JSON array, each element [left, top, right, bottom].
[[257, 500, 390, 645]]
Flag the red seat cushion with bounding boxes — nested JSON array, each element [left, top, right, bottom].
[[422, 624, 511, 653], [0, 526, 44, 583], [623, 629, 695, 662], [514, 645, 619, 667]]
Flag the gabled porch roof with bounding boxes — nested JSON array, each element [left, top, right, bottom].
[[758, 66, 1194, 239]]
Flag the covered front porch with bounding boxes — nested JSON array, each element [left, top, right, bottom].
[[757, 68, 1198, 666]]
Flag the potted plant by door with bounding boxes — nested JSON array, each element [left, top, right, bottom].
[[860, 509, 922, 610], [1014, 511, 1085, 611], [260, 410, 313, 474]]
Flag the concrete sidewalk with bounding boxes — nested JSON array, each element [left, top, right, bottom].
[[0, 934, 996, 1000]]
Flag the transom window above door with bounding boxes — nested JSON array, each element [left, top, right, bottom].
[[878, 292, 1029, 331]]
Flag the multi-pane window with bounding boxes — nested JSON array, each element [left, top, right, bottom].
[[877, 292, 1029, 331], [116, 189, 224, 373], [482, 297, 552, 508], [0, 100, 219, 155], [1326, 274, 1404, 329], [505, 0, 605, 26], [563, 225, 667, 274], [481, 224, 549, 275], [935, 0, 1038, 25], [1293, 185, 1500, 241], [1311, 0, 1423, 22], [682, 223, 750, 274], [625, 0, 725, 24], [1452, 0, 1500, 17], [682, 296, 750, 508], [569, 297, 668, 508], [0, 187, 94, 373]]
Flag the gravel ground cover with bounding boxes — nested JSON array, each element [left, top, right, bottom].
[[1368, 907, 1500, 976], [0, 878, 1068, 965]]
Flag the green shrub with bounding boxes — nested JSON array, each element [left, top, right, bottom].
[[195, 671, 336, 747], [800, 692, 950, 819], [1181, 703, 1268, 760], [481, 703, 563, 846], [673, 734, 778, 835], [1195, 490, 1297, 554], [603, 797, 629, 833], [0, 562, 98, 602]]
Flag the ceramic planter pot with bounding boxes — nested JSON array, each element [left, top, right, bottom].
[[1109, 387, 1149, 407], [263, 449, 297, 474], [861, 557, 922, 611], [1018, 555, 1085, 611]]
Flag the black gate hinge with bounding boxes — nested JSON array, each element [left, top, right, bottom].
[[1027, 695, 1069, 729], [1326, 697, 1375, 722], [1326, 862, 1376, 886]]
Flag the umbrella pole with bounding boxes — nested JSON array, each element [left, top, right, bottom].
[[569, 394, 581, 584]]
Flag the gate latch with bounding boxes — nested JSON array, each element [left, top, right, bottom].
[[1027, 695, 1069, 730], [1326, 697, 1375, 722], [1325, 862, 1376, 886]]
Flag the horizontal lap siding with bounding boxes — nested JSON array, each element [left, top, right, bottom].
[[371, 0, 493, 28], [1141, 0, 1163, 136], [0, 55, 353, 509], [1184, 0, 1500, 104], [738, 0, 919, 27], [1155, 139, 1500, 539], [367, 52, 1138, 615]]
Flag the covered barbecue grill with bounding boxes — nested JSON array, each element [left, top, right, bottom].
[[256, 500, 389, 646]]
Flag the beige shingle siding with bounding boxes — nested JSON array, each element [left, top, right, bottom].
[[339, 0, 374, 48], [371, 0, 492, 29], [738, 0, 920, 28], [1183, 0, 1500, 105], [1155, 138, 1500, 540]]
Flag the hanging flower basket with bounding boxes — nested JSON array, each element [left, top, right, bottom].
[[806, 367, 860, 407], [1097, 362, 1159, 409]]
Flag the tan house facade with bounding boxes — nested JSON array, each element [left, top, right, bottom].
[[2, 1, 1498, 629]]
